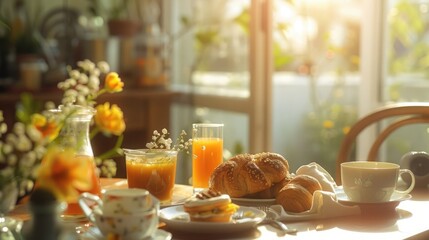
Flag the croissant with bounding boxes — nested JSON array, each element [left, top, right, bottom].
[[209, 152, 290, 198], [288, 175, 322, 195], [276, 184, 313, 213], [243, 175, 292, 199], [276, 174, 322, 213]]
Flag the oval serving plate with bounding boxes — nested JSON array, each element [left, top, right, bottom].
[[159, 206, 266, 234], [231, 198, 276, 207]]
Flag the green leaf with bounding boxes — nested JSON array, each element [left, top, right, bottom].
[[16, 93, 42, 124]]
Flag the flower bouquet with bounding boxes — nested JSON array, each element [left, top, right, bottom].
[[0, 59, 126, 205]]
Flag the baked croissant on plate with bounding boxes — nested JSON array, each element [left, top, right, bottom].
[[275, 174, 322, 213]]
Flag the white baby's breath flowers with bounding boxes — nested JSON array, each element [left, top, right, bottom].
[[58, 60, 110, 106], [146, 128, 193, 153], [0, 110, 50, 197]]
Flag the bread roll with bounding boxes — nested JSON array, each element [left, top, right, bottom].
[[276, 174, 322, 213], [288, 175, 322, 195], [243, 175, 292, 199], [276, 184, 313, 213], [209, 152, 290, 198]]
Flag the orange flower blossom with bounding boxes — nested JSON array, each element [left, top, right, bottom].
[[36, 146, 92, 201], [104, 72, 123, 93], [94, 102, 125, 136], [31, 113, 60, 141]]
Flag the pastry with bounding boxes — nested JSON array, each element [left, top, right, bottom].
[[287, 174, 322, 195], [276, 174, 322, 213], [276, 184, 313, 213], [209, 152, 290, 198], [243, 175, 292, 199], [183, 189, 239, 222]]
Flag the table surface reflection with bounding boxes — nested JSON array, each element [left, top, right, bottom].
[[9, 178, 429, 239]]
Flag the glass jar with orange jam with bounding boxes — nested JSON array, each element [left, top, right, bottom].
[[124, 149, 177, 203]]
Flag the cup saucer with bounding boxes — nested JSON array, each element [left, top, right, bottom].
[[336, 189, 412, 205], [76, 226, 172, 240], [335, 188, 411, 215]]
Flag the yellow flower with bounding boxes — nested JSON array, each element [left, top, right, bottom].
[[31, 113, 60, 141], [36, 147, 92, 201], [104, 72, 123, 93], [94, 103, 126, 136], [342, 126, 351, 134], [323, 120, 334, 129]]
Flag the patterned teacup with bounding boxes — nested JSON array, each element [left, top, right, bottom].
[[79, 188, 153, 215]]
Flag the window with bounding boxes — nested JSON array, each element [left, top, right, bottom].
[[165, 0, 367, 183]]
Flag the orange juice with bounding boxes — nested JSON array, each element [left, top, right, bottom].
[[63, 155, 101, 216], [192, 138, 223, 188], [125, 150, 177, 203]]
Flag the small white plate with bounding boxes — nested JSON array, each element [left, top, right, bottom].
[[231, 198, 276, 207], [335, 187, 411, 214], [336, 189, 412, 205], [77, 226, 172, 240], [159, 206, 266, 234]]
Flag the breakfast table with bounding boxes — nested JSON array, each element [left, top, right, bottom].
[[8, 178, 429, 239]]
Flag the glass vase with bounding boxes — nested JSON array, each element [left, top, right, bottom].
[[54, 105, 101, 217]]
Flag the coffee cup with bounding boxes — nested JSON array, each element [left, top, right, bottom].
[[341, 161, 415, 203], [79, 188, 153, 215]]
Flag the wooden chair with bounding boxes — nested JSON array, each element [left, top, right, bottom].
[[335, 102, 429, 184]]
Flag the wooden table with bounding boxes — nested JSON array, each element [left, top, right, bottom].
[[9, 178, 429, 239]]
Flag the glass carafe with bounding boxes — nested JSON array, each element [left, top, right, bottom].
[[54, 105, 101, 217]]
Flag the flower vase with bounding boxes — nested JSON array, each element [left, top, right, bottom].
[[53, 105, 101, 217]]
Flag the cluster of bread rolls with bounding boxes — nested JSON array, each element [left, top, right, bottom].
[[209, 152, 322, 213], [209, 152, 290, 198]]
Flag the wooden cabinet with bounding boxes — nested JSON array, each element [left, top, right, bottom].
[[0, 88, 177, 177]]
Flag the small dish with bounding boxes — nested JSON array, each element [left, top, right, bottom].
[[336, 189, 412, 205], [159, 206, 266, 234], [77, 227, 172, 240], [336, 188, 411, 214], [61, 214, 87, 223]]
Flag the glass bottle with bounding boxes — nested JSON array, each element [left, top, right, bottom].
[[135, 0, 169, 87], [54, 105, 101, 217]]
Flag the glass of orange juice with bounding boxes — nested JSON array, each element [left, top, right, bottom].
[[123, 149, 178, 204], [192, 123, 224, 192]]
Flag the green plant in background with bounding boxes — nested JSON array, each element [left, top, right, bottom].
[[303, 103, 357, 175], [388, 0, 429, 76], [387, 0, 429, 102]]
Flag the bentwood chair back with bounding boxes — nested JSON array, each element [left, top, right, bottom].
[[335, 102, 429, 184]]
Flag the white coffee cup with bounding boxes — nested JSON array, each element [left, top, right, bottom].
[[79, 188, 153, 215], [341, 161, 415, 203]]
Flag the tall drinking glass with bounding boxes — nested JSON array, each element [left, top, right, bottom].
[[192, 123, 224, 192]]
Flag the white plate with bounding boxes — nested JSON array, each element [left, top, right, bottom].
[[159, 206, 266, 234], [335, 187, 411, 214], [231, 198, 276, 207], [77, 226, 172, 240], [336, 189, 412, 205]]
